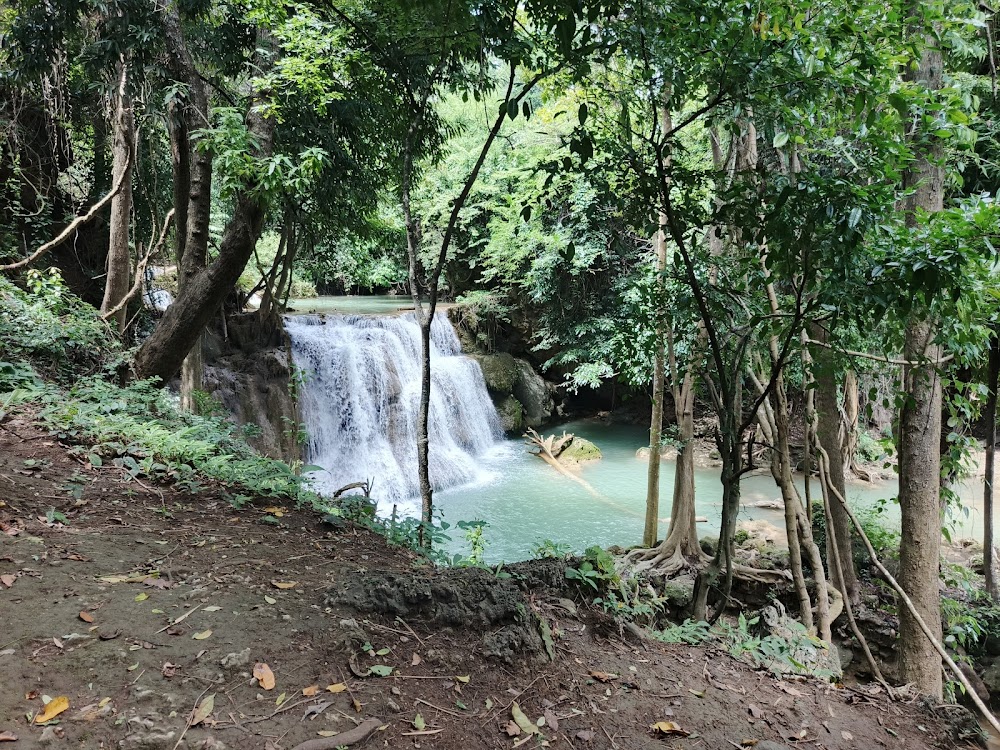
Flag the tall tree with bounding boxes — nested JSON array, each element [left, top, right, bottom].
[[897, 21, 945, 697]]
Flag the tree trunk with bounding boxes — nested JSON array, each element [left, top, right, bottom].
[[133, 109, 275, 382], [842, 370, 860, 474], [643, 223, 668, 548], [984, 327, 999, 599], [897, 31, 945, 698], [810, 324, 860, 604], [160, 1, 213, 405], [99, 61, 135, 334]]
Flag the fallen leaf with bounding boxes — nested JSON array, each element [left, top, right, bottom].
[[0, 649, 14, 657], [275, 692, 287, 706], [79, 611, 95, 623], [203, 606, 222, 612], [652, 721, 689, 736], [254, 663, 276, 690], [505, 721, 521, 737], [842, 731, 854, 741], [543, 709, 559, 732], [191, 694, 215, 726], [134, 592, 149, 602], [575, 729, 595, 742], [511, 702, 540, 735], [688, 689, 705, 698], [264, 596, 277, 605], [99, 629, 122, 641], [411, 653, 422, 666], [162, 662, 179, 678], [304, 701, 332, 720], [166, 626, 185, 636], [142, 577, 172, 590], [34, 696, 69, 724], [589, 671, 618, 683], [317, 730, 337, 737], [456, 675, 470, 684], [270, 580, 298, 590], [126, 663, 139, 672], [369, 665, 393, 677], [302, 685, 319, 696], [326, 683, 348, 693], [352, 697, 362, 713], [191, 630, 212, 640], [0, 731, 17, 741], [0, 574, 14, 588], [748, 704, 763, 719], [263, 506, 285, 517], [413, 713, 425, 731], [25, 691, 39, 700]]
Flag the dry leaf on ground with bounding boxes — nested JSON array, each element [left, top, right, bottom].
[[254, 662, 276, 690], [0, 574, 14, 588], [652, 721, 689, 736], [271, 580, 298, 589], [589, 671, 618, 683], [191, 694, 215, 727], [0, 731, 17, 741], [327, 683, 347, 693], [78, 611, 94, 623], [302, 685, 319, 696], [34, 696, 69, 724], [191, 630, 212, 640]]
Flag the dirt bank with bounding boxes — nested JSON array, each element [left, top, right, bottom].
[[0, 410, 978, 749]]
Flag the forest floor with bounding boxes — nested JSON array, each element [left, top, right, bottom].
[[0, 409, 985, 750]]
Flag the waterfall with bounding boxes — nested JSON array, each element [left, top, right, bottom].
[[285, 311, 502, 510]]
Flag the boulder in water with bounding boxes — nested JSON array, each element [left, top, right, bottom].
[[470, 353, 518, 393], [559, 436, 602, 464], [496, 395, 524, 433], [513, 358, 553, 427]]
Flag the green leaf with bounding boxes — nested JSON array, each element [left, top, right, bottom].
[[772, 132, 789, 148], [578, 103, 588, 126], [369, 665, 393, 677]]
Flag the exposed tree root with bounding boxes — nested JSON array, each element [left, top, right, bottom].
[[289, 718, 382, 750]]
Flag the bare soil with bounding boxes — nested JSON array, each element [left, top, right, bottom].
[[0, 410, 982, 750]]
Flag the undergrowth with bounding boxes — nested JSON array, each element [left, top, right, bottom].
[[1, 270, 316, 505]]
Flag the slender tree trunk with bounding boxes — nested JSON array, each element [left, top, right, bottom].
[[842, 370, 860, 473], [897, 31, 945, 698], [100, 61, 135, 334], [810, 324, 860, 604], [984, 327, 999, 599], [643, 223, 668, 548]]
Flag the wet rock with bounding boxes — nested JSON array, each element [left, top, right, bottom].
[[471, 353, 519, 394], [559, 437, 602, 464], [512, 359, 553, 427], [220, 648, 251, 669], [497, 395, 524, 433]]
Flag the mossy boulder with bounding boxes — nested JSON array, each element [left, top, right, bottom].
[[559, 436, 602, 464], [497, 395, 524, 433], [471, 353, 519, 394], [512, 359, 554, 426]]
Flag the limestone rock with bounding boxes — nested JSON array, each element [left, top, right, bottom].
[[512, 359, 553, 427], [470, 353, 519, 394], [497, 395, 524, 433], [559, 437, 602, 464], [981, 659, 1000, 695]]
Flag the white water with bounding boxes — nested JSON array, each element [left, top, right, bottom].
[[285, 312, 502, 511]]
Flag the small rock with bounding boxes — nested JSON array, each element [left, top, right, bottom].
[[38, 726, 60, 744], [220, 648, 251, 669], [386, 699, 400, 712]]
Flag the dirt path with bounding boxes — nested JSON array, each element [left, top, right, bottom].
[[0, 411, 978, 749]]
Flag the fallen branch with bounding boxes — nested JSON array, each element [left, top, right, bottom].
[[524, 428, 601, 498], [1, 153, 132, 273], [819, 446, 1000, 735], [289, 717, 382, 750], [101, 209, 174, 322]]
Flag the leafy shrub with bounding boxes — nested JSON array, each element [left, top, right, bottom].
[[0, 270, 124, 383]]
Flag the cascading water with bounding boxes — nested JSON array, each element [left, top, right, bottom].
[[285, 311, 502, 512]]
